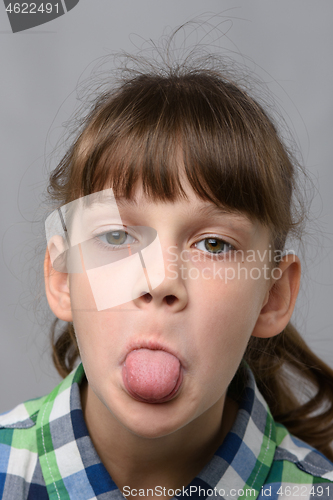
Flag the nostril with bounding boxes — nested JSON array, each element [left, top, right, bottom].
[[165, 295, 177, 306], [140, 292, 152, 303]]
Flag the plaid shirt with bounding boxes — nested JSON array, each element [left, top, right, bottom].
[[1, 361, 333, 500]]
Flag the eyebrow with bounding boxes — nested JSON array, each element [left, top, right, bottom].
[[116, 198, 235, 217], [188, 204, 254, 232], [86, 196, 254, 232], [116, 197, 138, 208], [196, 204, 239, 218], [116, 197, 240, 216]]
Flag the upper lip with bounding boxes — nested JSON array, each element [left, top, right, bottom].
[[120, 338, 185, 368]]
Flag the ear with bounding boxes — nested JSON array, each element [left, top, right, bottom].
[[251, 254, 301, 338], [44, 247, 73, 322]]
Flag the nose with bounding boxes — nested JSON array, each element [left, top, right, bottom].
[[133, 252, 188, 312], [139, 292, 178, 304]]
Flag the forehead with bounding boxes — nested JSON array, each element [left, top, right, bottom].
[[115, 184, 256, 230], [76, 183, 257, 230], [75, 190, 237, 220]]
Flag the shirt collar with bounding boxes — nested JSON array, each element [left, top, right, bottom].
[[35, 361, 276, 499], [197, 361, 277, 496]]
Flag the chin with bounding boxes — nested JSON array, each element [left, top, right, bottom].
[[119, 401, 189, 439], [129, 421, 182, 439]]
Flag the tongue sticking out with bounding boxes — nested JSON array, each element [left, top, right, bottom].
[[123, 349, 182, 403]]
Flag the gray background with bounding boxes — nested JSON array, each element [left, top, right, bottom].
[[0, 1, 332, 413]]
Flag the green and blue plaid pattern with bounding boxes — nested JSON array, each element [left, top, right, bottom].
[[1, 362, 333, 499]]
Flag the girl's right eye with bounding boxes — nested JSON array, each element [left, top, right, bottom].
[[97, 230, 137, 249]]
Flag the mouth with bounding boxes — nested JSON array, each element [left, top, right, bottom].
[[121, 341, 184, 404]]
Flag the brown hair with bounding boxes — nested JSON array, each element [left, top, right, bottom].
[[47, 55, 333, 460]]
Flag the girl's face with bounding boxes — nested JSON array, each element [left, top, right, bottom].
[[68, 181, 272, 439]]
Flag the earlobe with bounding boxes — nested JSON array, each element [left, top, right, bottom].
[[252, 254, 301, 338], [44, 248, 73, 322]]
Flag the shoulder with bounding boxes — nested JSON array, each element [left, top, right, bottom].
[[261, 422, 333, 498], [0, 366, 84, 499], [0, 395, 45, 450], [0, 396, 46, 499], [0, 395, 45, 429], [274, 422, 333, 480]]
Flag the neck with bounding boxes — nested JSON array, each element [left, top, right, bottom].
[[80, 379, 238, 492]]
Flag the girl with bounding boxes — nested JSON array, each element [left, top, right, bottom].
[[1, 49, 333, 500]]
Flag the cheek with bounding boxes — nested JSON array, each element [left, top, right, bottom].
[[69, 273, 132, 366], [188, 266, 266, 365], [190, 264, 264, 324], [69, 271, 97, 312], [69, 272, 101, 356]]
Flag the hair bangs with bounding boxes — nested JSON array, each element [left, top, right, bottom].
[[72, 72, 293, 248]]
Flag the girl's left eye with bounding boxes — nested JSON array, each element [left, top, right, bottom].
[[97, 230, 136, 248], [195, 237, 235, 255]]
